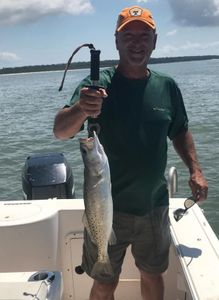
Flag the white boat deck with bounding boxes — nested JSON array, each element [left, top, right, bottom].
[[0, 198, 218, 299], [168, 199, 219, 300]]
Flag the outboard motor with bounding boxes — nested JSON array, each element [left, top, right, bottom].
[[22, 153, 75, 200]]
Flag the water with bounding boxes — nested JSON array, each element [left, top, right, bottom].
[[0, 60, 219, 237]]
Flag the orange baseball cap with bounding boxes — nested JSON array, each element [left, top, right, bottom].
[[116, 6, 156, 32]]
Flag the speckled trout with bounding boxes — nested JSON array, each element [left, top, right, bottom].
[[79, 131, 116, 278]]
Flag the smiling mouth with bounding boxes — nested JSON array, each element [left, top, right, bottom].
[[132, 51, 142, 54], [129, 51, 145, 59], [130, 48, 144, 55]]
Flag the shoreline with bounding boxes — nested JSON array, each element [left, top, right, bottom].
[[0, 55, 219, 75]]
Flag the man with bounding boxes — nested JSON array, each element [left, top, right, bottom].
[[54, 6, 208, 300]]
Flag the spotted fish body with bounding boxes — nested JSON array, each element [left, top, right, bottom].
[[79, 131, 116, 278]]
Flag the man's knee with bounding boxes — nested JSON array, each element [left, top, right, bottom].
[[94, 279, 118, 290], [90, 279, 119, 299], [140, 270, 163, 283]]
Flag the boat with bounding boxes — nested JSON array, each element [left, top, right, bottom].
[[0, 153, 219, 299]]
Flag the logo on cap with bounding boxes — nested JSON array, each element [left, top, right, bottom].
[[129, 7, 143, 17], [115, 6, 156, 32]]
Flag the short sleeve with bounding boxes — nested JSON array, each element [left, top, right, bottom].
[[69, 76, 92, 106], [168, 81, 189, 140]]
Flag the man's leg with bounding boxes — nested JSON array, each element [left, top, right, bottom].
[[89, 279, 119, 300], [140, 270, 164, 300], [131, 206, 170, 300]]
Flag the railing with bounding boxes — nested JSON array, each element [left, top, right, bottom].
[[168, 167, 178, 198]]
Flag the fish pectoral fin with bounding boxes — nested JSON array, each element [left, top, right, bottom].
[[108, 228, 116, 245], [82, 213, 96, 244], [82, 212, 88, 228]]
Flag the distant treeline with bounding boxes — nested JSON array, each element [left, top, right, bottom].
[[0, 55, 219, 75]]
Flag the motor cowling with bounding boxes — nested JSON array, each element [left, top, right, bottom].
[[22, 153, 75, 200]]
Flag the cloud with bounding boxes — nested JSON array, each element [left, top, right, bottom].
[[136, 0, 159, 3], [168, 0, 219, 26], [158, 40, 219, 55], [0, 52, 19, 62], [166, 29, 177, 36], [136, 0, 149, 3], [0, 0, 94, 25]]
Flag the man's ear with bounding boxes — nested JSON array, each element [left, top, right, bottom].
[[115, 33, 119, 50], [153, 33, 157, 50]]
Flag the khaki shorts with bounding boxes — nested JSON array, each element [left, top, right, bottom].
[[81, 206, 171, 283]]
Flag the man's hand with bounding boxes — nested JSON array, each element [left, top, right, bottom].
[[189, 170, 208, 202], [53, 87, 107, 140], [78, 87, 107, 118]]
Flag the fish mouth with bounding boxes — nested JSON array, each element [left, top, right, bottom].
[[79, 137, 94, 151]]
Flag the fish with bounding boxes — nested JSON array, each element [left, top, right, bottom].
[[79, 131, 116, 278]]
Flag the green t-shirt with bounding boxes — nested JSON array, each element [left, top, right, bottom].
[[69, 67, 188, 215]]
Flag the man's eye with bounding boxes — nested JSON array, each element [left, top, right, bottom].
[[124, 36, 132, 40], [142, 34, 152, 40], [123, 33, 133, 38]]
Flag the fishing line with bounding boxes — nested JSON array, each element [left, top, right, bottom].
[[59, 43, 102, 136], [58, 43, 95, 92]]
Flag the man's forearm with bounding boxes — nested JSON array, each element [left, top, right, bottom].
[[172, 130, 201, 175], [172, 129, 208, 201], [53, 102, 87, 140]]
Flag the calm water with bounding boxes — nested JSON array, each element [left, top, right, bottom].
[[0, 60, 219, 237]]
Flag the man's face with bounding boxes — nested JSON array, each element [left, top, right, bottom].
[[116, 21, 157, 67]]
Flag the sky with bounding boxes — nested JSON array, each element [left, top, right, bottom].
[[0, 0, 219, 68]]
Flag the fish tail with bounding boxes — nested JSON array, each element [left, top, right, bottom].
[[90, 256, 113, 279]]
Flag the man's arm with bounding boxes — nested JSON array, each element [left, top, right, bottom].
[[172, 129, 208, 202], [53, 87, 107, 140], [53, 103, 87, 140]]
